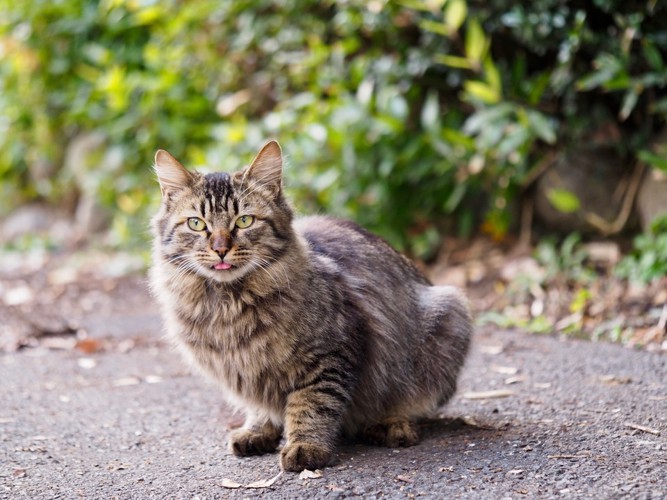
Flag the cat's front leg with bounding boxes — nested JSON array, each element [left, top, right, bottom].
[[229, 415, 283, 457], [280, 382, 350, 472]]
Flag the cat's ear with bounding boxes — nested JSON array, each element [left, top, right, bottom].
[[154, 149, 194, 199], [243, 140, 283, 197]]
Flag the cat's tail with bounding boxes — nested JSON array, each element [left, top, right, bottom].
[[419, 285, 473, 405]]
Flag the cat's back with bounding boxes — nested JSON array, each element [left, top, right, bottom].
[[294, 216, 429, 288]]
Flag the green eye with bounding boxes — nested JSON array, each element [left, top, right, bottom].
[[187, 217, 206, 231], [235, 215, 255, 229]]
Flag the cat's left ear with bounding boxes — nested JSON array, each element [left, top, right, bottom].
[[154, 149, 195, 199], [243, 140, 283, 197]]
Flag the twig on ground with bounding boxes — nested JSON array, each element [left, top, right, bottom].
[[624, 422, 661, 436]]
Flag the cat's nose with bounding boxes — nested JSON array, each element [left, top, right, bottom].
[[211, 233, 231, 257]]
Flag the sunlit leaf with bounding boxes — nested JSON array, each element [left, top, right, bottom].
[[444, 0, 467, 33], [421, 91, 440, 131], [463, 80, 500, 104], [435, 54, 473, 70], [465, 19, 488, 64], [483, 58, 502, 98], [420, 20, 449, 37], [525, 109, 556, 144], [619, 89, 639, 121], [638, 150, 667, 171], [546, 189, 580, 213]]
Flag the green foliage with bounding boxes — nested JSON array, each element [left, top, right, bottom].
[[535, 233, 594, 283], [616, 216, 667, 283], [1, 0, 666, 254]]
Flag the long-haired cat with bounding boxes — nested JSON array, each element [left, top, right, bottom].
[[150, 141, 472, 472]]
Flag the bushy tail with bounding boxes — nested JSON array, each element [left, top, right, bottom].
[[419, 285, 473, 406]]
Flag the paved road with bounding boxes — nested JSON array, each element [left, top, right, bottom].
[[1, 277, 666, 499]]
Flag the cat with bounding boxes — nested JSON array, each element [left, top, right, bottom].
[[149, 140, 472, 472]]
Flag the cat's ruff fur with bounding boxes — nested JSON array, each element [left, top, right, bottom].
[[150, 140, 472, 472]]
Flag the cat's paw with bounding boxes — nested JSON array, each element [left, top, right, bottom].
[[280, 441, 332, 472], [229, 428, 281, 457], [361, 419, 420, 448]]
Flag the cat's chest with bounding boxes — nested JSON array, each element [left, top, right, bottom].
[[172, 287, 294, 400], [182, 319, 293, 411]]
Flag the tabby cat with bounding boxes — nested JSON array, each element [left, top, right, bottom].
[[150, 141, 472, 472]]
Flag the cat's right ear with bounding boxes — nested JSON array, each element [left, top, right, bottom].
[[154, 150, 194, 199]]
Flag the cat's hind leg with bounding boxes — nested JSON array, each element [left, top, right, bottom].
[[360, 417, 420, 448], [230, 414, 283, 457]]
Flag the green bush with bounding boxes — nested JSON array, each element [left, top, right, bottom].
[[1, 0, 665, 255], [616, 216, 667, 283]]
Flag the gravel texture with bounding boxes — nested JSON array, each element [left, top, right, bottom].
[[1, 276, 666, 499]]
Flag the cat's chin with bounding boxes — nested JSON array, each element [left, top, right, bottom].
[[200, 264, 249, 283]]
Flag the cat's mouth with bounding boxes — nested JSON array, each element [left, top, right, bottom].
[[213, 261, 233, 271]]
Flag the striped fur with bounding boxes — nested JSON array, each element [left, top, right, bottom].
[[150, 141, 472, 472]]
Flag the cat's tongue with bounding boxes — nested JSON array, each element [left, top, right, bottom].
[[214, 262, 232, 270]]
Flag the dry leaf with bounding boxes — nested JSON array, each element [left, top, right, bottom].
[[299, 469, 323, 479], [491, 365, 518, 375], [599, 374, 632, 385], [480, 344, 504, 355], [220, 479, 242, 489], [112, 376, 141, 387], [396, 474, 413, 483], [77, 357, 97, 369], [463, 390, 514, 400], [246, 471, 282, 488], [504, 376, 526, 385], [12, 468, 27, 478], [75, 338, 104, 354]]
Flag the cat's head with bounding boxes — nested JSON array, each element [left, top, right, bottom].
[[152, 140, 294, 284]]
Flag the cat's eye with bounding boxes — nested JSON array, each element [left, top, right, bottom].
[[235, 215, 255, 229], [187, 217, 206, 231]]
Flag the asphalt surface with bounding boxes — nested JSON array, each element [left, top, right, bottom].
[[1, 276, 666, 499]]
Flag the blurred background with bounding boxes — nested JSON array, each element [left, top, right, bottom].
[[0, 0, 666, 350]]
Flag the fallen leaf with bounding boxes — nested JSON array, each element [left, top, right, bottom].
[[491, 365, 518, 375], [112, 376, 141, 387], [299, 469, 323, 479], [77, 357, 97, 370], [599, 374, 632, 385], [12, 468, 27, 478], [246, 471, 282, 488], [220, 479, 242, 489], [76, 338, 104, 354], [144, 375, 163, 384], [396, 474, 413, 483], [504, 376, 526, 385], [480, 344, 504, 355], [40, 337, 77, 350], [463, 390, 514, 400], [4, 286, 33, 306]]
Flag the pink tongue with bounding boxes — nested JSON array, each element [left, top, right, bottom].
[[214, 262, 232, 270]]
